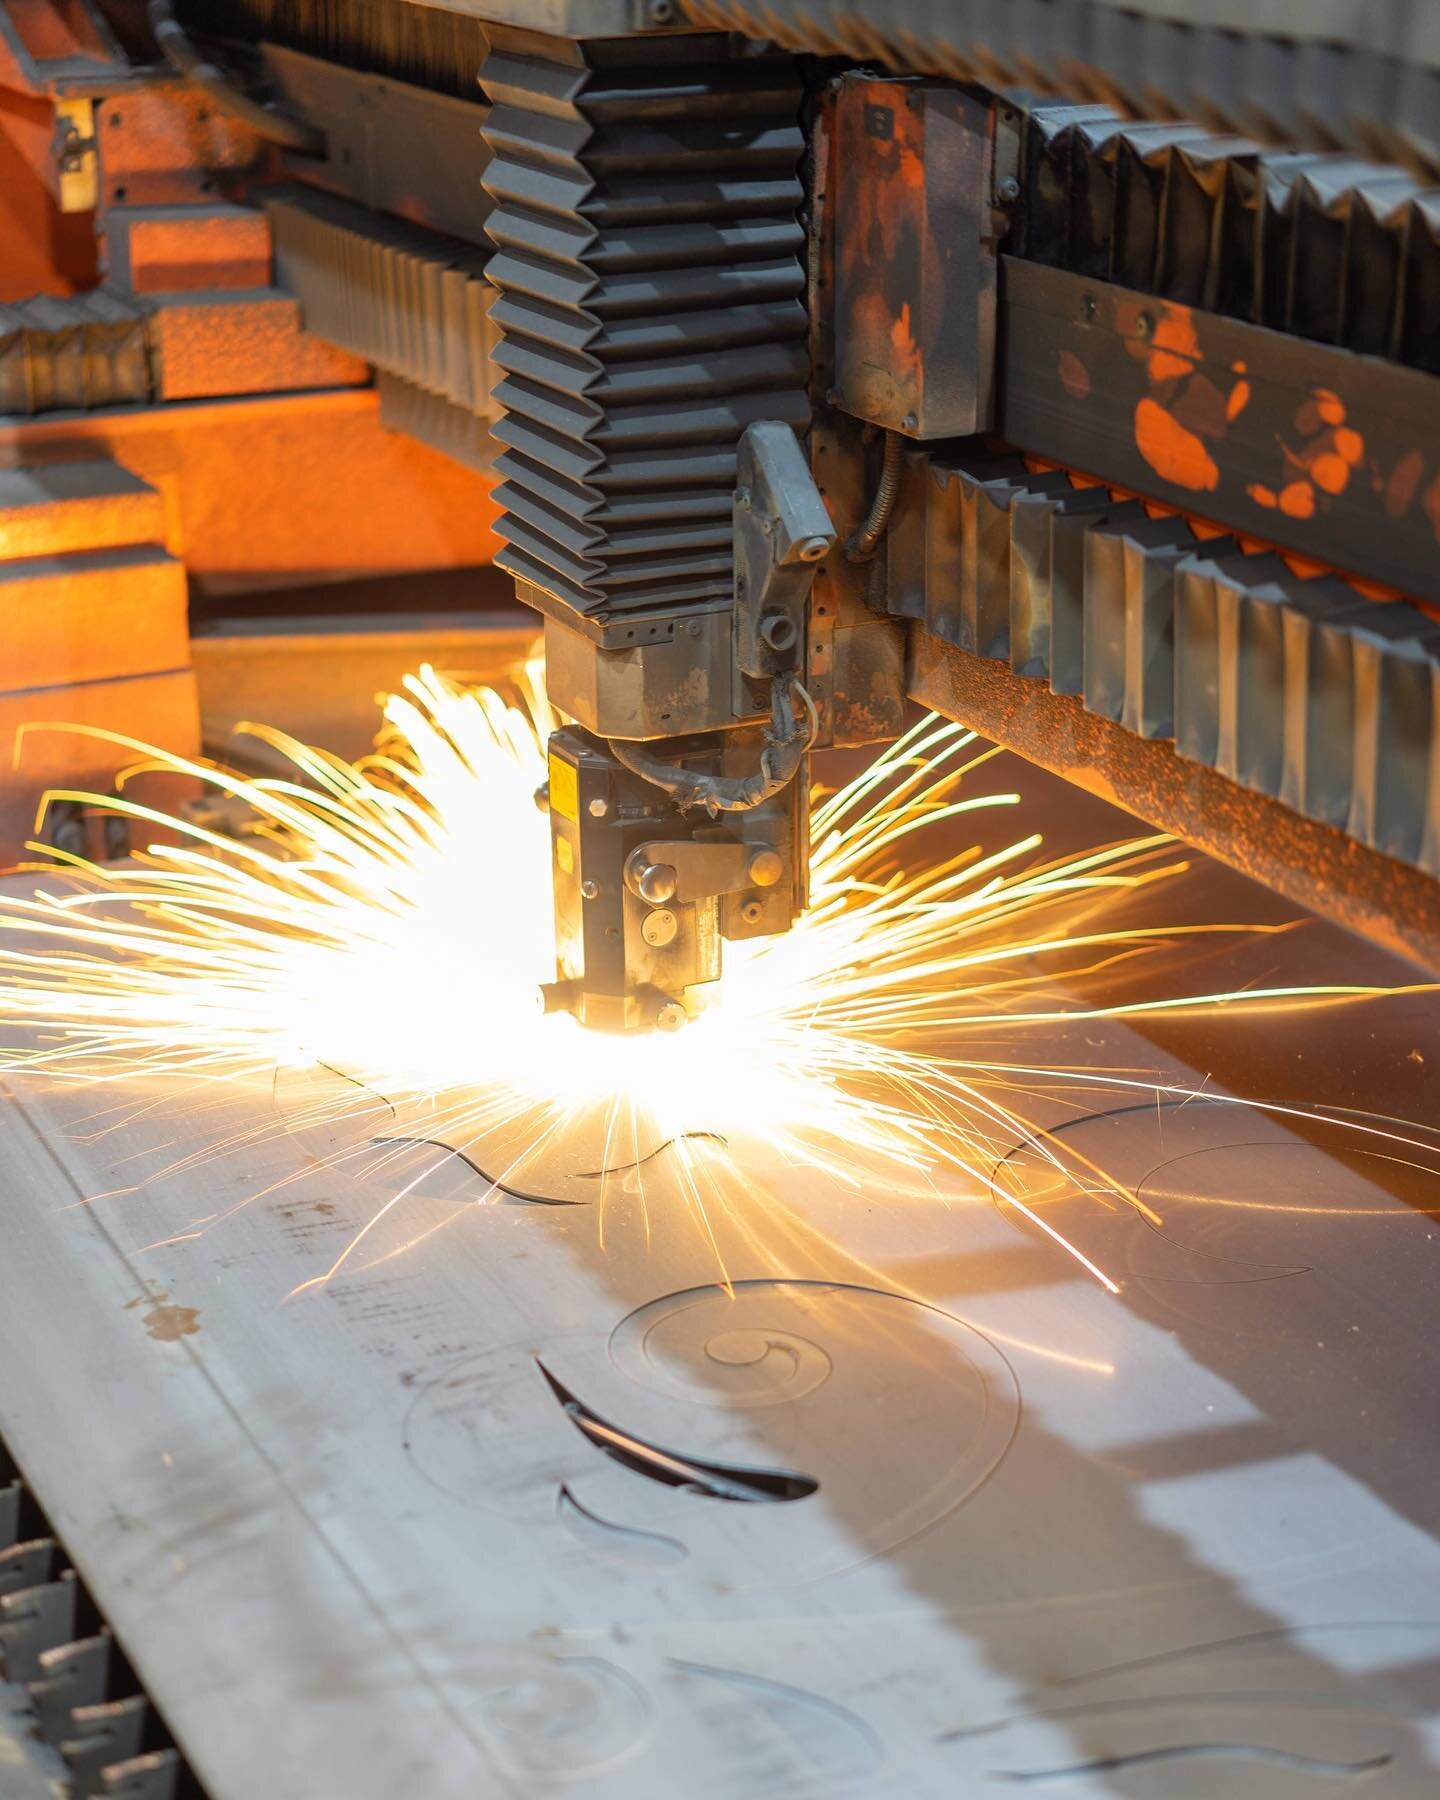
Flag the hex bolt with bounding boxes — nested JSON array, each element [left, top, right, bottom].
[[996, 175, 1020, 202], [746, 848, 784, 887], [797, 536, 830, 562], [587, 797, 609, 818], [579, 878, 600, 901], [901, 412, 918, 431], [649, 0, 675, 20], [641, 908, 679, 947], [739, 898, 765, 925], [655, 1001, 687, 1032]]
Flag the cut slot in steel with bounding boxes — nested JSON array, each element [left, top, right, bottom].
[[535, 1361, 818, 1503], [369, 1129, 725, 1206]]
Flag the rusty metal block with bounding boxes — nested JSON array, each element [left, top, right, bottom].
[[0, 460, 164, 557], [146, 289, 369, 401], [105, 202, 273, 294], [94, 84, 268, 209], [0, 544, 189, 691], [832, 73, 997, 440]]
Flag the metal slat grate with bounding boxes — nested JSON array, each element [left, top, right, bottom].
[[890, 455, 1440, 877], [0, 1435, 202, 1799]]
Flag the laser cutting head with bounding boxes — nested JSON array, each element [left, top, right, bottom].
[[539, 724, 810, 1034]]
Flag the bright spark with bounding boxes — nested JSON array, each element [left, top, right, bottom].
[[0, 665, 1419, 1295]]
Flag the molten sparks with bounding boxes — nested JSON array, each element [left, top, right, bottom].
[[0, 667, 1412, 1294]]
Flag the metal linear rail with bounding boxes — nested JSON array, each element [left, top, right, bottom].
[[1000, 256, 1440, 606]]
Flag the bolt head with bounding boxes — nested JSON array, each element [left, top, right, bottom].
[[636, 862, 677, 904], [797, 535, 830, 562], [579, 878, 600, 901], [739, 898, 764, 925], [997, 175, 1020, 202], [641, 907, 679, 947], [587, 796, 609, 818], [654, 1001, 687, 1032], [746, 848, 784, 888], [901, 411, 918, 431]]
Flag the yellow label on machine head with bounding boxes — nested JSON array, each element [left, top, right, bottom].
[[548, 753, 579, 823]]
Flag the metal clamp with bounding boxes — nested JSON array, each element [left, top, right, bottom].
[[734, 420, 836, 681]]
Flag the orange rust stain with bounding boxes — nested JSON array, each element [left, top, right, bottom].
[[142, 1303, 200, 1342], [886, 298, 922, 389], [890, 300, 914, 352], [1279, 481, 1317, 520], [1134, 398, 1220, 492], [1247, 483, 1279, 509], [1333, 426, 1364, 467], [1316, 389, 1346, 427], [1225, 379, 1252, 422], [1310, 452, 1351, 496], [1147, 308, 1202, 383], [1386, 449, 1425, 518], [1058, 350, 1091, 399]]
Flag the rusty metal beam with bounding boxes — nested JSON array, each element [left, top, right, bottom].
[[908, 626, 1440, 973], [1001, 256, 1440, 606]]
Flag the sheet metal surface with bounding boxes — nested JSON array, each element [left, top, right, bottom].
[[0, 758, 1437, 1799]]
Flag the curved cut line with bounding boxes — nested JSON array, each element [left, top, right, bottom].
[[368, 1130, 726, 1206], [537, 1360, 818, 1503], [571, 1131, 728, 1180], [556, 1483, 689, 1565], [369, 1137, 588, 1205], [994, 1743, 1394, 1784]]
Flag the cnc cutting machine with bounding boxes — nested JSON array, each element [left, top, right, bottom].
[[6, 7, 1440, 1797], [3, 0, 1440, 1044]]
